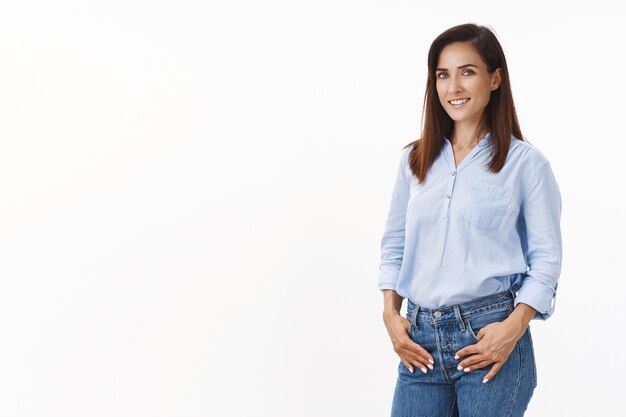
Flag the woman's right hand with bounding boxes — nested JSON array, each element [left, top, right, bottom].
[[383, 312, 434, 373]]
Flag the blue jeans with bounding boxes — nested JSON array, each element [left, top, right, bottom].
[[390, 289, 537, 417]]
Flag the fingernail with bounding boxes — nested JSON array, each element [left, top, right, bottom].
[[483, 378, 489, 383], [454, 354, 459, 360], [421, 367, 427, 373], [457, 365, 463, 371], [464, 367, 470, 372], [408, 367, 413, 373], [428, 358, 434, 364], [427, 363, 434, 370]]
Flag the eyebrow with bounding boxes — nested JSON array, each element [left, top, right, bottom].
[[435, 64, 479, 71]]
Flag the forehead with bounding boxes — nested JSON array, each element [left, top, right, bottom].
[[437, 42, 485, 68]]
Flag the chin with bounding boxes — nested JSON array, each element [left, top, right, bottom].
[[447, 114, 465, 121]]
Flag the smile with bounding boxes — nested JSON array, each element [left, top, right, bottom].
[[448, 98, 470, 107]]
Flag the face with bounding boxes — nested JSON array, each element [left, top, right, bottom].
[[435, 42, 501, 128]]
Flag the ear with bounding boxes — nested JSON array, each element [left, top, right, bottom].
[[491, 68, 502, 91]]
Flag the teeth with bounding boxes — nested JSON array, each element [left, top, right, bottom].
[[450, 98, 469, 105]]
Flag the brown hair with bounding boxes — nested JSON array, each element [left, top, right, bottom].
[[405, 23, 527, 182]]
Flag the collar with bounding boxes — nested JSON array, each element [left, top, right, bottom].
[[477, 131, 493, 147], [444, 131, 492, 147]]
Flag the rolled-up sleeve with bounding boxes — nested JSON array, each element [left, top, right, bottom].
[[515, 160, 563, 320], [378, 148, 411, 291]]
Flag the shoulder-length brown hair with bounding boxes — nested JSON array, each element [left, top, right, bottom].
[[405, 23, 527, 183]]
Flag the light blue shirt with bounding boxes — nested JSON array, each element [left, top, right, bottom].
[[378, 132, 562, 320]]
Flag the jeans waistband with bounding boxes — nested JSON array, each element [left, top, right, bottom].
[[407, 288, 516, 324]]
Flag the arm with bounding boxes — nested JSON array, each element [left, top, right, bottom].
[[454, 157, 562, 382], [378, 147, 411, 293], [382, 289, 404, 319], [505, 302, 538, 339], [514, 160, 563, 321]]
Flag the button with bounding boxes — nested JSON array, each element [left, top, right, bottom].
[[451, 172, 456, 176], [434, 311, 442, 318], [446, 194, 451, 199]]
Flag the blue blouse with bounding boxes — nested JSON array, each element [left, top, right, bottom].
[[378, 132, 562, 320]]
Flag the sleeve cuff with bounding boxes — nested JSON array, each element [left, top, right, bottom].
[[513, 282, 557, 321], [378, 283, 397, 292]]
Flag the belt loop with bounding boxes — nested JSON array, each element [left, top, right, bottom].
[[454, 305, 466, 331], [508, 287, 516, 300]]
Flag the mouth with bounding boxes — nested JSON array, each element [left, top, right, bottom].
[[448, 97, 470, 108]]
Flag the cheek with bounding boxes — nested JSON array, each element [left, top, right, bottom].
[[436, 84, 447, 102], [475, 91, 492, 107], [471, 80, 492, 100]]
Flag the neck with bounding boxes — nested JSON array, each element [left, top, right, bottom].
[[450, 125, 489, 149]]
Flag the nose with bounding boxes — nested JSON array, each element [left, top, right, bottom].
[[448, 76, 462, 95]]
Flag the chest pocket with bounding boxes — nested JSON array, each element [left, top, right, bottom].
[[460, 180, 513, 230]]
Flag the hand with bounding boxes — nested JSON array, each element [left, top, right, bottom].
[[454, 318, 524, 383], [383, 312, 435, 374]]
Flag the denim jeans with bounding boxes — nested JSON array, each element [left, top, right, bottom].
[[390, 288, 537, 417]]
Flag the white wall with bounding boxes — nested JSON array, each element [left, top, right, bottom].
[[0, 0, 622, 416]]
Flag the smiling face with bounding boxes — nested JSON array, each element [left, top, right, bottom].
[[435, 42, 501, 130]]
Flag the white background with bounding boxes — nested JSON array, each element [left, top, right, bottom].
[[0, 1, 622, 416]]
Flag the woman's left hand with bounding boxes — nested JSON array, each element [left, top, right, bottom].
[[454, 318, 525, 383]]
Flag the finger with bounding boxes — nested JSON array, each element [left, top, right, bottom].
[[401, 353, 428, 373], [459, 359, 492, 372], [399, 348, 431, 371], [405, 339, 435, 365], [483, 361, 504, 383], [403, 317, 412, 330], [400, 357, 415, 373], [400, 317, 410, 332], [410, 357, 429, 373], [457, 354, 485, 371], [455, 343, 479, 360]]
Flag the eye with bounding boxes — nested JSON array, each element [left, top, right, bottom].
[[437, 69, 473, 79]]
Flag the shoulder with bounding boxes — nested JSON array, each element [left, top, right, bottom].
[[400, 140, 419, 163], [510, 136, 550, 172], [401, 144, 414, 156], [509, 136, 557, 193]]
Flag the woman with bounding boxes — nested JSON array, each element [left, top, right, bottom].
[[378, 23, 562, 417]]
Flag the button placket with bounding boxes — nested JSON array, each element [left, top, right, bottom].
[[443, 170, 457, 218]]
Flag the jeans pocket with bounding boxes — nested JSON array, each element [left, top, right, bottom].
[[464, 306, 512, 343], [409, 323, 420, 342], [405, 311, 417, 339], [460, 180, 512, 230]]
